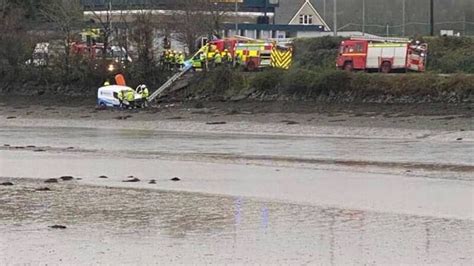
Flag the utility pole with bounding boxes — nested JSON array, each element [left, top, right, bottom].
[[463, 11, 466, 36], [333, 0, 337, 36], [362, 0, 365, 35], [430, 0, 434, 36], [235, 0, 238, 35], [323, 0, 326, 21], [402, 0, 406, 36]]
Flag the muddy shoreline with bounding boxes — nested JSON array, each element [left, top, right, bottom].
[[1, 96, 473, 131]]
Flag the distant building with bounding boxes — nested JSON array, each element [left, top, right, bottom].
[[276, 0, 329, 29], [222, 0, 330, 39]]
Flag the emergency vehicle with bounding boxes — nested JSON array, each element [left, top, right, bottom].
[[336, 36, 428, 73], [193, 36, 292, 71]]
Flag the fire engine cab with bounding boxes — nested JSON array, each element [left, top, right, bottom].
[[336, 36, 428, 73]]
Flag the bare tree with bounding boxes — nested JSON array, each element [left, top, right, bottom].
[[39, 0, 82, 78], [83, 0, 114, 61], [170, 0, 207, 53], [170, 0, 228, 53]]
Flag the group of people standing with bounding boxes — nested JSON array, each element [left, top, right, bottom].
[[193, 48, 241, 71], [160, 49, 186, 71], [116, 84, 149, 109]]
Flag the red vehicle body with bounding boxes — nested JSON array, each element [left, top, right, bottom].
[[202, 37, 275, 71], [336, 37, 428, 73]]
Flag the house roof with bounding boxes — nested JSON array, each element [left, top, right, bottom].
[[288, 0, 330, 30], [275, 0, 329, 29]]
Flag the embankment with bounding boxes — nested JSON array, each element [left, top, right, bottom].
[[174, 69, 474, 104], [1, 36, 473, 104]]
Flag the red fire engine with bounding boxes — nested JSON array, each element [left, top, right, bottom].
[[336, 36, 428, 73]]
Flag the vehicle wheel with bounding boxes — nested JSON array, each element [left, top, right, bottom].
[[381, 62, 392, 73], [343, 62, 353, 71]]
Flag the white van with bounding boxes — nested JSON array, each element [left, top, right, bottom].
[[97, 85, 142, 108]]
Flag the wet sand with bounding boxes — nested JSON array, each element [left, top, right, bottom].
[[1, 178, 472, 264], [1, 99, 473, 264]]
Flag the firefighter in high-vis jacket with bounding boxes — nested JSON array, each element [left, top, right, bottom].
[[213, 50, 222, 68], [124, 89, 135, 109], [222, 49, 232, 66]]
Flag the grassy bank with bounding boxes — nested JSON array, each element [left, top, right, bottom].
[[1, 36, 473, 103], [181, 68, 474, 103], [180, 36, 474, 103]]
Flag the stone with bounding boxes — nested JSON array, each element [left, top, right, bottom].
[[35, 187, 51, 191], [123, 178, 140, 182], [206, 121, 227, 125], [44, 178, 58, 183], [0, 182, 14, 186], [456, 138, 463, 141], [49, 225, 67, 229], [170, 177, 181, 181], [280, 120, 299, 125], [98, 175, 108, 179], [149, 180, 157, 184], [60, 176, 74, 181]]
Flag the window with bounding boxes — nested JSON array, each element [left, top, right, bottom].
[[299, 14, 313, 25]]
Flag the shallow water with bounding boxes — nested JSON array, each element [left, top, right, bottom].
[[1, 125, 473, 264], [0, 179, 472, 264], [1, 126, 473, 166]]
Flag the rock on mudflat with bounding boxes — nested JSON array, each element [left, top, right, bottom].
[[0, 182, 14, 186], [35, 187, 51, 191], [49, 225, 67, 229], [44, 178, 58, 183], [60, 176, 74, 181], [456, 138, 463, 141], [98, 175, 108, 179], [123, 178, 140, 182], [206, 121, 227, 125], [149, 179, 157, 184], [170, 177, 181, 181], [280, 120, 300, 125]]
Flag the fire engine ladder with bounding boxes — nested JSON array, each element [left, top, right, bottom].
[[148, 64, 193, 102], [148, 44, 209, 102], [350, 36, 410, 43]]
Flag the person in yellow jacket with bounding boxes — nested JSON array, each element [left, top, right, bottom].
[[222, 49, 232, 66], [174, 52, 181, 71], [124, 89, 135, 109], [117, 89, 124, 107], [178, 52, 185, 70], [139, 84, 149, 107], [213, 50, 222, 68]]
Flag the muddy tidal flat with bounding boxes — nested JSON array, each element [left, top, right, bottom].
[[1, 99, 473, 264]]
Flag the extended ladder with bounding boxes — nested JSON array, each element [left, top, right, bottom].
[[148, 44, 211, 102], [148, 64, 193, 102], [350, 36, 410, 43]]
